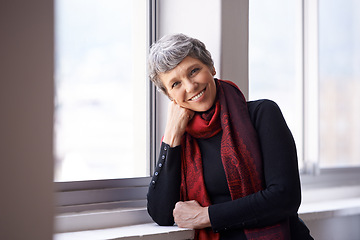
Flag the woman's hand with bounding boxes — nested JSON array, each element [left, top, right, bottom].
[[173, 200, 211, 229], [163, 101, 194, 147]]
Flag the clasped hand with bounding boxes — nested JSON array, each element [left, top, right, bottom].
[[173, 200, 211, 229]]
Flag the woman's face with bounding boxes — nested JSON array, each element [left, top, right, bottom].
[[159, 56, 217, 112]]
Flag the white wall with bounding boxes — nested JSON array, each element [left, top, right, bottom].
[[156, 0, 249, 150], [157, 0, 249, 95], [0, 0, 54, 239], [158, 0, 222, 76]]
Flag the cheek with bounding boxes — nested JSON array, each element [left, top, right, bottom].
[[169, 91, 183, 104]]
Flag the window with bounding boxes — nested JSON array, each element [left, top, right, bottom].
[[318, 0, 360, 168], [249, 0, 304, 168], [54, 0, 156, 230], [54, 0, 149, 182], [249, 0, 360, 170]]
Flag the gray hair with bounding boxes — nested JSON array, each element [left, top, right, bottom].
[[148, 33, 214, 96]]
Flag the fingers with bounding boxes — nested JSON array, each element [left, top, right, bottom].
[[168, 101, 194, 125], [163, 102, 191, 147], [173, 201, 211, 229], [173, 200, 200, 223], [163, 101, 195, 147]]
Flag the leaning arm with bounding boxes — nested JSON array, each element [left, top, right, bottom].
[[209, 100, 301, 232], [147, 142, 182, 226]]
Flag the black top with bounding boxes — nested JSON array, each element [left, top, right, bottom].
[[147, 100, 313, 240]]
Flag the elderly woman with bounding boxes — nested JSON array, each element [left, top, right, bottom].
[[147, 33, 313, 240]]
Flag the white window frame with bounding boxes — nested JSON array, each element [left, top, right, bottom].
[[301, 0, 360, 176], [55, 0, 158, 233], [302, 0, 320, 174], [293, 0, 360, 195]]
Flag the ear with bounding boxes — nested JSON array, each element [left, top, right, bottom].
[[212, 66, 216, 76]]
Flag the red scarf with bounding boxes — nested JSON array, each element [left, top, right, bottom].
[[180, 79, 290, 240]]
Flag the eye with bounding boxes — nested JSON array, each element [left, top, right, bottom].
[[171, 81, 180, 89], [190, 68, 200, 76]]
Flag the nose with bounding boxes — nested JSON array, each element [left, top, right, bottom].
[[184, 78, 198, 93]]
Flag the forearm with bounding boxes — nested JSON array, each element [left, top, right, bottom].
[[147, 142, 182, 226], [209, 185, 300, 232]]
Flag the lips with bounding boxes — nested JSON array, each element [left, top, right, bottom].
[[189, 88, 205, 101]]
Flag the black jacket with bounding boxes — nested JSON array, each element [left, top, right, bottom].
[[147, 99, 313, 240]]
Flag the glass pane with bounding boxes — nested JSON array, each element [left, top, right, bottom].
[[319, 0, 360, 167], [54, 0, 148, 181], [249, 0, 303, 166]]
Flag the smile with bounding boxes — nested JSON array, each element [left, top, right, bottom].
[[190, 89, 205, 101]]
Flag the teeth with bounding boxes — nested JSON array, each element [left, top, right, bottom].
[[191, 90, 204, 101]]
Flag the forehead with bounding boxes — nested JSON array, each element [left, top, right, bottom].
[[171, 56, 203, 72], [159, 57, 203, 80]]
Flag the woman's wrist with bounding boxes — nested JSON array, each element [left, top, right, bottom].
[[163, 136, 181, 147], [198, 206, 211, 229], [163, 129, 183, 147]]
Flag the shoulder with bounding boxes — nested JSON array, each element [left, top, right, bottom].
[[247, 99, 287, 130], [247, 99, 281, 117]]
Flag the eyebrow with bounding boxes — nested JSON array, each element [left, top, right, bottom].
[[165, 63, 202, 88], [186, 63, 201, 72]]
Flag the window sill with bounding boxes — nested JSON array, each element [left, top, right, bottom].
[[300, 196, 360, 221], [299, 184, 360, 221], [54, 187, 360, 240], [54, 223, 194, 240], [54, 169, 360, 240]]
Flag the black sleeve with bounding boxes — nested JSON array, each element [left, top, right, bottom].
[[209, 99, 302, 232], [147, 142, 182, 226]]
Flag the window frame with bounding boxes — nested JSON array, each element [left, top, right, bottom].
[[249, 0, 360, 174], [247, 0, 360, 201], [302, 0, 360, 173], [54, 0, 158, 232], [302, 0, 320, 174], [56, 177, 151, 214], [55, 177, 153, 232]]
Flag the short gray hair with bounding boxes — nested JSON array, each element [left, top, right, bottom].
[[148, 33, 214, 96]]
